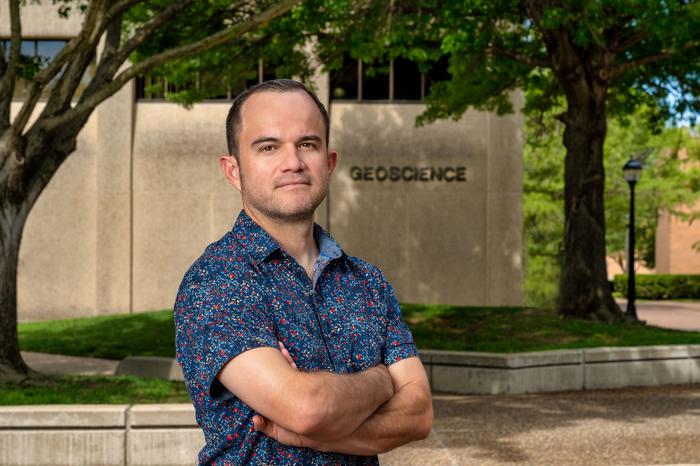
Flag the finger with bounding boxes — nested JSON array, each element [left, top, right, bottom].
[[253, 414, 271, 435], [278, 342, 297, 368]]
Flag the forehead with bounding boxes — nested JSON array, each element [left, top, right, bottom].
[[238, 90, 325, 141]]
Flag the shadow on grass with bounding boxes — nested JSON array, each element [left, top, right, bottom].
[[19, 310, 175, 360]]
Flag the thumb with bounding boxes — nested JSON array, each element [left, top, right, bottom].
[[252, 414, 266, 431]]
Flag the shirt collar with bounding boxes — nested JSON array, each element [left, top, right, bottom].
[[231, 210, 344, 264], [314, 224, 343, 261], [231, 210, 281, 263]]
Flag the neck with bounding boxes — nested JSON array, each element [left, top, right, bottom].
[[244, 206, 319, 279]]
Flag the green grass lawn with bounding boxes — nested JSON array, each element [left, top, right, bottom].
[[18, 305, 700, 359], [401, 304, 700, 352], [0, 375, 190, 405]]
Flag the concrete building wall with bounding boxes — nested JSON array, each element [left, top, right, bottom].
[[0, 2, 82, 38], [16, 90, 524, 320], [130, 102, 240, 312], [328, 98, 523, 306]]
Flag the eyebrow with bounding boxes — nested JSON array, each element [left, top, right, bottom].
[[250, 134, 323, 147], [297, 134, 323, 143], [251, 136, 281, 147]]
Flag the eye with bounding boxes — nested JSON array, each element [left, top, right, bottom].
[[299, 142, 317, 150], [259, 144, 276, 153]]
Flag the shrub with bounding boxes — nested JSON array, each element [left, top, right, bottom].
[[613, 274, 700, 300]]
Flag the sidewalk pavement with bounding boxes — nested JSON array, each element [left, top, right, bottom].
[[21, 351, 118, 376], [380, 384, 700, 466], [622, 299, 700, 332]]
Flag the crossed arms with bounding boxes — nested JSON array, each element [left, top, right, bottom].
[[216, 343, 433, 455]]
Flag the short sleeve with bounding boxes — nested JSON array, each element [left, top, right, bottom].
[[175, 271, 278, 402], [381, 279, 419, 366]]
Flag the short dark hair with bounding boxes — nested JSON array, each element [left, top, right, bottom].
[[225, 79, 330, 157]]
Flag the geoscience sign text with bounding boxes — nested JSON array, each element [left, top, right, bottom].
[[349, 165, 467, 182]]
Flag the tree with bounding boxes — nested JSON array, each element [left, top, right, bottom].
[[302, 0, 700, 321], [0, 0, 301, 382], [524, 102, 700, 308]]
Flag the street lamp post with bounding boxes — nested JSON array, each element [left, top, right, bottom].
[[623, 159, 642, 321]]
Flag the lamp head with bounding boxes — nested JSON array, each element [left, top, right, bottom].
[[623, 159, 642, 184]]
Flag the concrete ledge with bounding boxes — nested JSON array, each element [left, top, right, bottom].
[[0, 405, 127, 428], [0, 404, 202, 466], [423, 345, 700, 395], [583, 345, 690, 362], [129, 404, 197, 427], [691, 346, 700, 384], [116, 357, 184, 381]]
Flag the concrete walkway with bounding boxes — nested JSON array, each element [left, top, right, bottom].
[[21, 351, 118, 376], [627, 300, 700, 332], [380, 384, 700, 466]]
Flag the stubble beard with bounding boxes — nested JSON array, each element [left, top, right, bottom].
[[240, 171, 327, 224]]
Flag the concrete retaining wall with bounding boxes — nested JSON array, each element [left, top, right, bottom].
[[0, 405, 202, 466], [421, 345, 700, 395]]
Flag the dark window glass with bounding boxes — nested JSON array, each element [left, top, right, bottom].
[[393, 58, 421, 101], [36, 40, 65, 66], [20, 40, 35, 58], [329, 54, 358, 100], [1, 39, 71, 99], [425, 55, 450, 96], [362, 60, 389, 100]]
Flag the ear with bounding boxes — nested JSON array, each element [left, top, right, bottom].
[[219, 154, 242, 191], [326, 149, 338, 177]]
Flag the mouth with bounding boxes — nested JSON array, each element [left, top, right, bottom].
[[276, 178, 311, 188]]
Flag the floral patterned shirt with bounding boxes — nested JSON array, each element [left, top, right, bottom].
[[175, 210, 418, 465]]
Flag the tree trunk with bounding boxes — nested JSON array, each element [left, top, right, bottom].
[[558, 82, 623, 322], [0, 190, 30, 382]]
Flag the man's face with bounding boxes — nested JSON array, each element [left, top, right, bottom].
[[224, 90, 336, 223]]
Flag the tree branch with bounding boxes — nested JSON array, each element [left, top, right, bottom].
[[611, 40, 698, 79], [40, 0, 301, 132], [0, 0, 22, 127], [486, 46, 550, 68], [96, 0, 195, 80], [612, 30, 649, 53], [9, 0, 112, 135]]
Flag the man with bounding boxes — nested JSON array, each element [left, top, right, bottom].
[[175, 79, 433, 465]]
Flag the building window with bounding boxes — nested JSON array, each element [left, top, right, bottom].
[[136, 58, 277, 101], [1, 39, 70, 99], [330, 54, 449, 102]]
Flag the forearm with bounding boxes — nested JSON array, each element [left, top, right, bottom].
[[299, 364, 394, 438], [316, 379, 433, 455]]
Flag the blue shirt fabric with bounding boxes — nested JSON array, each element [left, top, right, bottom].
[[174, 210, 419, 465]]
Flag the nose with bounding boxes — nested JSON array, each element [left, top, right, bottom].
[[279, 143, 304, 172]]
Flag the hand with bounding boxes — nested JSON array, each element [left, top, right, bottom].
[[278, 341, 297, 370], [252, 414, 320, 449]]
